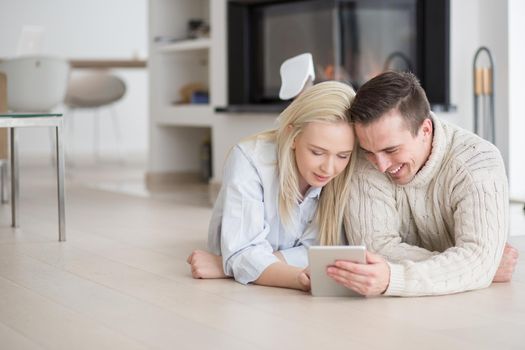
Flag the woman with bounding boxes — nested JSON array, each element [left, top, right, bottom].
[[187, 81, 356, 291]]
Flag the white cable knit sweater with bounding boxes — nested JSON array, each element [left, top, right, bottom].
[[346, 115, 508, 296]]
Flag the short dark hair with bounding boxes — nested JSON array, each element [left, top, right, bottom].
[[349, 71, 431, 135]]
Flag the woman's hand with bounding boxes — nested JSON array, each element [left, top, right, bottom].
[[297, 266, 311, 292], [187, 250, 229, 279]]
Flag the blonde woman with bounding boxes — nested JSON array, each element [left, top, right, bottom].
[[187, 81, 356, 291]]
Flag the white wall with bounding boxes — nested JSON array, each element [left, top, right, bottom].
[[508, 0, 525, 200], [0, 0, 148, 161], [444, 0, 524, 200], [439, 0, 479, 132], [478, 0, 509, 173]]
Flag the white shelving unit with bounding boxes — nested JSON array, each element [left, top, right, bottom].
[[148, 0, 278, 185], [149, 0, 213, 176]]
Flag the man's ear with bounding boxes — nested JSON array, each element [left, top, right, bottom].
[[421, 118, 433, 137]]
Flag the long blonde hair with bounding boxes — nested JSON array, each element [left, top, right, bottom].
[[255, 81, 356, 245]]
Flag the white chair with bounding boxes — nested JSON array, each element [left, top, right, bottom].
[[0, 56, 69, 200], [64, 71, 126, 162]]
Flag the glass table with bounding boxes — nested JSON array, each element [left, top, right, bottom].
[[0, 113, 65, 241]]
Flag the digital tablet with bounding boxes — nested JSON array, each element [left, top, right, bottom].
[[308, 245, 367, 297]]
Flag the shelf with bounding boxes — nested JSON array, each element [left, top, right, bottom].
[[155, 104, 213, 127], [157, 38, 211, 53]]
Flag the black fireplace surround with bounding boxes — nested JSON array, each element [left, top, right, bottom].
[[220, 0, 451, 113]]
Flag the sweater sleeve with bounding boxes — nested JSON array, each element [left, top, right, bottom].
[[385, 177, 508, 296]]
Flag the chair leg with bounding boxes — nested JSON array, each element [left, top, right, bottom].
[[110, 106, 124, 164], [94, 108, 101, 162]]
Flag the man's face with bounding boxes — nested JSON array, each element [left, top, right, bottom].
[[355, 109, 433, 185]]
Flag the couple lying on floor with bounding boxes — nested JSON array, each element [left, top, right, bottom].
[[187, 72, 519, 297]]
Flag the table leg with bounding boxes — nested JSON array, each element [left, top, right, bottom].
[[1, 160, 8, 203], [56, 123, 66, 241], [10, 127, 18, 228]]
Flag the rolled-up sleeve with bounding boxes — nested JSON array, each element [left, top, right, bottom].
[[279, 246, 308, 268], [219, 147, 279, 284]]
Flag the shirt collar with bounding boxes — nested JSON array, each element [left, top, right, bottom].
[[304, 186, 322, 199]]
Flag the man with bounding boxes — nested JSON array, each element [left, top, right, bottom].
[[326, 71, 519, 297]]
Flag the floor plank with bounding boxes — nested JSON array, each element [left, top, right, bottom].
[[0, 322, 44, 350], [0, 276, 149, 350]]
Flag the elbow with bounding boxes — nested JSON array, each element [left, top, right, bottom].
[[469, 264, 499, 291]]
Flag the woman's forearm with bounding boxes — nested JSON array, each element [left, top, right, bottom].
[[254, 262, 306, 290]]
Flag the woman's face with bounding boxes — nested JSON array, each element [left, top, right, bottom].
[[293, 121, 355, 195]]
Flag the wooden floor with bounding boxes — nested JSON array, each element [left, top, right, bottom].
[[0, 163, 524, 350]]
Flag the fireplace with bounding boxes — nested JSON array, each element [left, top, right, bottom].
[[223, 0, 451, 113]]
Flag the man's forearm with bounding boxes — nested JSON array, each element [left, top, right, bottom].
[[384, 242, 505, 296]]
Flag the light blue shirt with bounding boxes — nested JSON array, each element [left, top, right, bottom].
[[208, 137, 321, 284]]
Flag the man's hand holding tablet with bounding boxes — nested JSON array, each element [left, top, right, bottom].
[[308, 246, 390, 297], [327, 250, 391, 296]]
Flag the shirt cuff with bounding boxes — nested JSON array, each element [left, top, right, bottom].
[[279, 245, 308, 268], [383, 262, 406, 296], [228, 248, 280, 285]]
